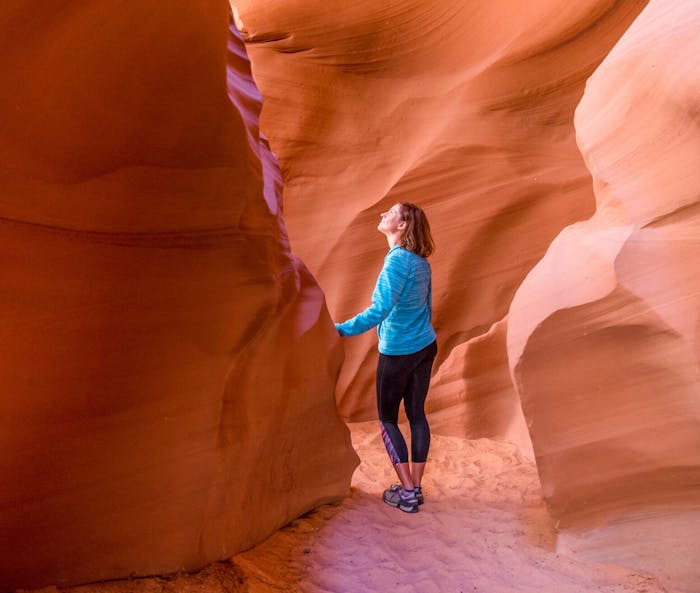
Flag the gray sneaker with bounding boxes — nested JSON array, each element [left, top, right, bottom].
[[383, 484, 419, 513], [414, 486, 424, 505]]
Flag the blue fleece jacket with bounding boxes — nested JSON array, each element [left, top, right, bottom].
[[335, 246, 436, 355]]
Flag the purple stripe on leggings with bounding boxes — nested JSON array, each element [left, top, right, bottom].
[[380, 421, 401, 466]]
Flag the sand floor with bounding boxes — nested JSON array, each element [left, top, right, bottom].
[[25, 422, 680, 593], [232, 422, 677, 593]]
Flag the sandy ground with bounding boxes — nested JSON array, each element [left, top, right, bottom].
[[232, 422, 678, 593], [22, 422, 681, 593]]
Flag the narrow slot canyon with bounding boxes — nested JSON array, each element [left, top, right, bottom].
[[1, 1, 699, 592]]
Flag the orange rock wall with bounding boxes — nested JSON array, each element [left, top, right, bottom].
[[233, 0, 647, 450], [509, 0, 700, 588], [0, 4, 356, 590], [234, 0, 697, 588], [4, 0, 697, 590]]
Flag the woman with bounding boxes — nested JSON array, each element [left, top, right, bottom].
[[335, 202, 437, 514]]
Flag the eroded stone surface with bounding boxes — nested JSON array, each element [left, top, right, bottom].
[[232, 0, 697, 589], [233, 0, 647, 453], [3, 0, 698, 590], [508, 1, 700, 589], [0, 5, 356, 590]]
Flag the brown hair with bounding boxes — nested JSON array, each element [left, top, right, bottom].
[[398, 202, 434, 258]]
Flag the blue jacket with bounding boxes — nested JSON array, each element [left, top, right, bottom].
[[335, 246, 436, 355]]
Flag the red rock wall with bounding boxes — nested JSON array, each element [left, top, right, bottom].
[[4, 0, 697, 590], [509, 0, 700, 588], [0, 3, 356, 590], [234, 0, 698, 588], [233, 0, 647, 451]]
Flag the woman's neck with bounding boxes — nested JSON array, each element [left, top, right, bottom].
[[386, 232, 403, 249]]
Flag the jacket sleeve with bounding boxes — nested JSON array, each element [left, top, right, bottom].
[[335, 251, 409, 337]]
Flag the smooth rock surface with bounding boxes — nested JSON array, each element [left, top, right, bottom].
[[233, 0, 647, 454], [3, 0, 698, 591], [508, 0, 700, 589], [0, 4, 357, 590], [233, 0, 697, 589]]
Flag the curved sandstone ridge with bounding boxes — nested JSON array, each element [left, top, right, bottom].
[[233, 0, 647, 453], [234, 0, 697, 589], [508, 0, 700, 589], [0, 4, 356, 590], [3, 0, 698, 591]]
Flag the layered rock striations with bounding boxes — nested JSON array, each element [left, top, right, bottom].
[[4, 0, 698, 590], [508, 0, 700, 588], [234, 0, 698, 589], [0, 3, 356, 590], [233, 0, 647, 452]]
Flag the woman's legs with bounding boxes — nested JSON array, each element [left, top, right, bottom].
[[376, 341, 437, 490], [403, 341, 437, 487], [411, 462, 426, 488], [376, 353, 412, 489]]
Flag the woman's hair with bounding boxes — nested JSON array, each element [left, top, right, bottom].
[[398, 202, 434, 258]]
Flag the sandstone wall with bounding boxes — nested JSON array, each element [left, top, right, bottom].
[[0, 4, 357, 590], [233, 0, 698, 589], [4, 0, 698, 590], [508, 0, 700, 588], [232, 0, 647, 452]]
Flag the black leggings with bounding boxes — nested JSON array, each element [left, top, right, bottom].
[[376, 340, 437, 465]]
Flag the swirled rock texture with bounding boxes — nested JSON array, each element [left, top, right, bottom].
[[0, 4, 356, 591], [233, 0, 697, 589], [508, 0, 700, 589], [3, 0, 698, 590], [233, 0, 648, 455]]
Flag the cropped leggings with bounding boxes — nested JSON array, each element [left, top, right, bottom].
[[377, 340, 437, 465]]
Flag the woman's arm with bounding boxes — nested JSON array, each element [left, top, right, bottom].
[[335, 251, 409, 336]]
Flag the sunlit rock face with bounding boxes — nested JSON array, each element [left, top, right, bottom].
[[232, 0, 647, 452], [233, 0, 698, 589], [0, 3, 356, 590], [508, 0, 700, 589]]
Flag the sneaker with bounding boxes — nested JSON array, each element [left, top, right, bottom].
[[383, 484, 419, 513], [414, 486, 424, 505]]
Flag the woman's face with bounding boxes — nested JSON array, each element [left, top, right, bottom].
[[378, 203, 405, 235]]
